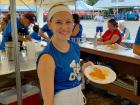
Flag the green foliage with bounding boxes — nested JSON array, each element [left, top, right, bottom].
[[87, 0, 99, 5]]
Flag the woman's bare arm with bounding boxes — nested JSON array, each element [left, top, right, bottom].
[[71, 24, 79, 37], [100, 34, 120, 45], [39, 29, 50, 40], [37, 54, 55, 105], [133, 44, 140, 56]]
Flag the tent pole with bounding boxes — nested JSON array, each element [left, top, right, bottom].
[[116, 0, 118, 20], [75, 0, 76, 11], [10, 0, 22, 105]]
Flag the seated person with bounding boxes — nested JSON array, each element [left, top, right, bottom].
[[98, 19, 122, 45], [30, 25, 41, 41], [70, 13, 83, 43], [133, 26, 140, 56], [118, 20, 131, 40], [39, 23, 53, 41], [0, 12, 35, 51]]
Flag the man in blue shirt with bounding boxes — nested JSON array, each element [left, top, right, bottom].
[[0, 12, 35, 50], [133, 26, 140, 55]]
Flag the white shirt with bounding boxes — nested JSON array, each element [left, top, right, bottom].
[[94, 15, 104, 27]]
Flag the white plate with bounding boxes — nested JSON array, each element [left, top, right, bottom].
[[84, 65, 116, 84]]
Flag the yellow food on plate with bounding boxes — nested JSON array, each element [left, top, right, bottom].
[[107, 43, 118, 49], [89, 67, 109, 80]]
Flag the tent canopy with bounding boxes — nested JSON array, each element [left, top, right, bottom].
[[0, 0, 75, 7], [93, 7, 108, 11], [93, 0, 140, 8], [0, 0, 95, 12], [0, 5, 36, 11], [0, 0, 35, 5], [69, 0, 93, 11]]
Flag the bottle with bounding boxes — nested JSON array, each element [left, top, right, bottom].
[[81, 33, 86, 43], [93, 35, 97, 47]]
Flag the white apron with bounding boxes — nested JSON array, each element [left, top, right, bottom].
[[54, 85, 86, 105]]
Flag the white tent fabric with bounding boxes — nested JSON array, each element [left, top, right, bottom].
[[69, 0, 93, 11], [93, 7, 108, 11], [93, 0, 111, 8], [93, 0, 140, 8]]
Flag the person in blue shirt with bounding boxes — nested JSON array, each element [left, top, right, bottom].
[[39, 23, 53, 41], [133, 26, 140, 56], [70, 13, 83, 43], [0, 13, 10, 32], [37, 3, 93, 105], [0, 12, 35, 51], [30, 25, 41, 41]]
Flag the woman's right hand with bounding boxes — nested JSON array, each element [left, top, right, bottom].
[[82, 61, 94, 72]]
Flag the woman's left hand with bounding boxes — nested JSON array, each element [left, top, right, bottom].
[[82, 61, 94, 72], [97, 41, 104, 45]]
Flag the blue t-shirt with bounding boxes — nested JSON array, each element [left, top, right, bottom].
[[135, 27, 140, 45], [3, 19, 29, 37], [30, 32, 41, 41], [0, 19, 29, 50], [37, 41, 81, 95], [41, 24, 53, 38], [70, 23, 83, 39]]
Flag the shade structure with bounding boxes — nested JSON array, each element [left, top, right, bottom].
[[0, 0, 36, 5], [93, 7, 108, 11], [93, 0, 140, 8], [37, 0, 75, 8], [0, 5, 36, 11], [0, 0, 75, 7], [0, 5, 8, 11], [69, 0, 93, 11]]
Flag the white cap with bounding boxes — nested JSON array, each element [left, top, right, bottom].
[[48, 4, 71, 21]]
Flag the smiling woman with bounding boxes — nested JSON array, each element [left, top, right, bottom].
[[37, 3, 94, 105]]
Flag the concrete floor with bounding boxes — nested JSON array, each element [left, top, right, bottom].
[[81, 20, 140, 40]]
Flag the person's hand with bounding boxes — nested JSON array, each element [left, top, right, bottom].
[[25, 35, 32, 41], [97, 41, 104, 45], [82, 61, 94, 72], [42, 37, 50, 42]]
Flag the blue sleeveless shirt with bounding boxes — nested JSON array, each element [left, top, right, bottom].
[[135, 27, 140, 45], [37, 41, 81, 95]]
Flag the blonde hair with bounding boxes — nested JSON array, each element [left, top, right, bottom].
[[118, 20, 125, 27]]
